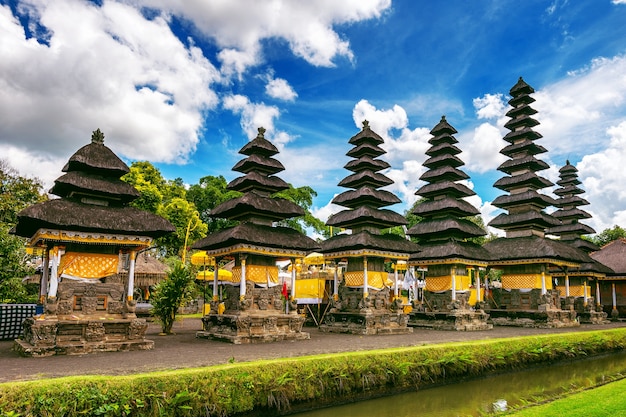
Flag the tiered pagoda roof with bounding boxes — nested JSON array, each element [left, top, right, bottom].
[[14, 129, 175, 241], [321, 121, 418, 257], [192, 127, 318, 255], [484, 78, 591, 266], [407, 116, 490, 264], [547, 161, 612, 275]]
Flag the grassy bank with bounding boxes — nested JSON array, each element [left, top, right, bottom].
[[505, 376, 626, 416], [1, 328, 626, 417]]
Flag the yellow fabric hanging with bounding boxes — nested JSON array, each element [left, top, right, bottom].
[[58, 252, 119, 279]]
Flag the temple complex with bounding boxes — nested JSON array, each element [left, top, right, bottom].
[[484, 78, 590, 328], [319, 121, 419, 334], [192, 127, 318, 343], [546, 161, 611, 323], [12, 129, 175, 356], [406, 116, 492, 331]]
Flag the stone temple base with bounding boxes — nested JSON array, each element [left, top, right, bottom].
[[196, 311, 309, 344], [319, 310, 413, 335], [409, 310, 492, 331], [487, 308, 580, 328], [13, 315, 153, 357], [577, 310, 610, 325]]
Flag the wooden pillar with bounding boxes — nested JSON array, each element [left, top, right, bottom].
[[127, 250, 136, 300], [240, 254, 247, 299], [363, 257, 368, 298], [564, 270, 570, 297], [393, 262, 399, 299], [596, 280, 601, 306], [583, 280, 588, 307], [612, 283, 617, 311], [451, 266, 456, 301], [541, 269, 547, 296], [39, 249, 50, 303], [48, 246, 62, 298], [291, 258, 297, 299], [333, 261, 339, 299], [473, 268, 481, 304]]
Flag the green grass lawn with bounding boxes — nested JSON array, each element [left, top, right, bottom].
[[506, 377, 626, 417]]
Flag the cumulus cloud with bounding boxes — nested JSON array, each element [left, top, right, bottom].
[[265, 77, 298, 101], [473, 93, 507, 120], [612, 0, 626, 4]]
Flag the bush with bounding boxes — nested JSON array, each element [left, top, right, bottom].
[[150, 261, 194, 334]]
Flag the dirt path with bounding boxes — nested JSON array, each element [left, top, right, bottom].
[[2, 319, 625, 383]]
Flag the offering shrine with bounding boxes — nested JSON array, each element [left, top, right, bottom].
[[192, 127, 318, 343], [12, 129, 175, 356], [546, 161, 611, 323], [319, 121, 419, 334], [484, 78, 591, 328], [406, 116, 492, 331]]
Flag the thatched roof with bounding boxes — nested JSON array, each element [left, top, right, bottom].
[[409, 240, 491, 263], [591, 239, 626, 276], [227, 171, 290, 194], [484, 235, 593, 266], [337, 170, 393, 189], [332, 187, 401, 209], [423, 153, 463, 169], [14, 198, 175, 238], [492, 191, 555, 210], [407, 217, 486, 240], [320, 230, 419, 256], [344, 156, 390, 172], [191, 222, 319, 253], [232, 154, 285, 175], [419, 166, 469, 182], [497, 155, 549, 174], [209, 191, 304, 222], [50, 171, 140, 203], [239, 128, 279, 157], [412, 197, 479, 218], [493, 171, 553, 192], [345, 142, 386, 159], [62, 130, 130, 177], [326, 206, 407, 229], [488, 210, 561, 230], [348, 120, 384, 145]]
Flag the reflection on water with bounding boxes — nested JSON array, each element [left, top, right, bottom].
[[293, 352, 626, 417]]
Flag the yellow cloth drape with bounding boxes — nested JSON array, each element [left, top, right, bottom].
[[502, 274, 553, 290], [230, 265, 279, 284], [344, 271, 392, 289], [555, 285, 585, 297], [425, 275, 471, 292], [58, 252, 119, 279], [295, 278, 326, 299]]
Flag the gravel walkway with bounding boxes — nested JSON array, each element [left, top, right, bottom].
[[2, 318, 625, 383]]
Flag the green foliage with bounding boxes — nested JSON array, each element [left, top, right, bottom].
[[150, 262, 194, 334], [186, 175, 240, 234], [274, 185, 325, 235], [157, 198, 207, 257], [0, 159, 47, 225], [2, 328, 626, 416], [591, 225, 626, 248]]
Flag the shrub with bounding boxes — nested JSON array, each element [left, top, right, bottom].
[[150, 261, 194, 334]]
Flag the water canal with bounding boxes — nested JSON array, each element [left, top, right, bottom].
[[292, 351, 626, 417]]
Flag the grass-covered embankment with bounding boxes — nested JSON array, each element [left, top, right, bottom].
[[1, 328, 626, 417]]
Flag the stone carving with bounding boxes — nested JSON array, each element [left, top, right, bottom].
[[86, 322, 105, 342]]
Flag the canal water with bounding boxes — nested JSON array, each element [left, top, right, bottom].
[[293, 351, 626, 417]]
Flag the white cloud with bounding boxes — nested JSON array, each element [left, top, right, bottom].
[[312, 198, 342, 223], [612, 0, 626, 5], [473, 93, 507, 120], [265, 77, 298, 101], [463, 122, 507, 173]]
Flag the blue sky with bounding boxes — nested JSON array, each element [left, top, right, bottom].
[[2, 0, 626, 237]]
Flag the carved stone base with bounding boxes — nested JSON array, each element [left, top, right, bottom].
[[196, 312, 309, 344], [319, 311, 413, 335], [408, 310, 493, 331], [13, 316, 153, 357], [487, 309, 580, 328], [577, 310, 610, 325]]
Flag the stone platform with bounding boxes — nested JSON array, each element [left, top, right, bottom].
[[408, 310, 492, 331], [319, 310, 413, 335], [13, 316, 153, 357], [486, 308, 580, 328], [197, 312, 309, 344]]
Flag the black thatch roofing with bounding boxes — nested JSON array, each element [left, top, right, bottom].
[[344, 156, 390, 172], [239, 128, 279, 157], [552, 208, 592, 221], [429, 115, 458, 137], [348, 120, 385, 145], [484, 235, 593, 265], [409, 240, 491, 263], [423, 154, 463, 169], [62, 129, 130, 177], [493, 171, 553, 191], [497, 155, 549, 174], [575, 260, 614, 275], [14, 198, 175, 238], [50, 171, 140, 203], [591, 239, 626, 275], [545, 222, 595, 236], [569, 238, 600, 254], [488, 211, 561, 230], [414, 180, 474, 199], [320, 230, 419, 255], [227, 171, 290, 194], [337, 170, 394, 189], [209, 191, 304, 222], [346, 142, 386, 159], [232, 154, 285, 175], [419, 165, 469, 183], [326, 206, 407, 229], [411, 197, 480, 218], [332, 187, 401, 209], [191, 222, 319, 252], [502, 128, 543, 145], [407, 217, 486, 240], [492, 190, 555, 210], [426, 142, 462, 157]]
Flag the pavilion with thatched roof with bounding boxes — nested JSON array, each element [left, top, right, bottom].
[[483, 78, 594, 328], [12, 129, 175, 356], [591, 239, 626, 319], [546, 161, 612, 323], [318, 121, 419, 335], [406, 116, 492, 331], [192, 127, 318, 344]]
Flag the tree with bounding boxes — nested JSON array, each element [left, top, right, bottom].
[[591, 225, 626, 248], [122, 161, 166, 213], [0, 159, 47, 224], [274, 185, 325, 235], [150, 261, 194, 334], [187, 175, 240, 234], [157, 198, 208, 257]]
